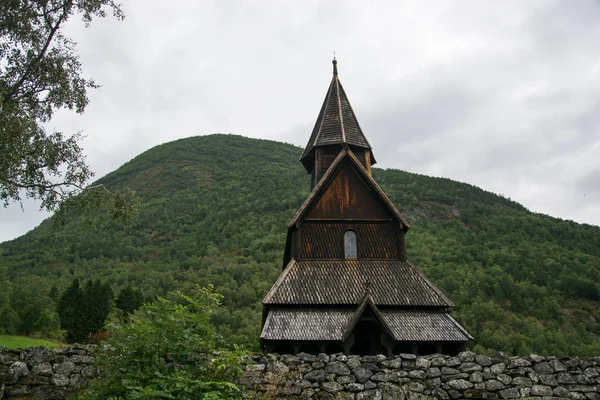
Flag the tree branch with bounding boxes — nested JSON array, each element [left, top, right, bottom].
[[6, 3, 69, 102]]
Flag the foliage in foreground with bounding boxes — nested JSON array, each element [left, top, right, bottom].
[[0, 0, 131, 214], [81, 285, 247, 400]]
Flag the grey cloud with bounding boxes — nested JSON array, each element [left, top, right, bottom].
[[2, 0, 600, 242]]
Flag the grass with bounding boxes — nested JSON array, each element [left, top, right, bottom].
[[0, 335, 63, 349]]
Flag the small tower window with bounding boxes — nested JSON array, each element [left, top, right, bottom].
[[345, 230, 357, 259]]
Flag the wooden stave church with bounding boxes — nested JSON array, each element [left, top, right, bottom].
[[261, 59, 472, 356]]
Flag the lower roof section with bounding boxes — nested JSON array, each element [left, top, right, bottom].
[[261, 308, 354, 341], [261, 308, 472, 342], [380, 310, 473, 342]]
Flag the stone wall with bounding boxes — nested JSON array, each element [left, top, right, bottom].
[[1, 345, 599, 399], [0, 345, 97, 399], [242, 352, 600, 399]]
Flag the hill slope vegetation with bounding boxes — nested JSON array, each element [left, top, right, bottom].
[[1, 134, 599, 355]]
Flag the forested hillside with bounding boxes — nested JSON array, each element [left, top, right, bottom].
[[1, 134, 598, 355]]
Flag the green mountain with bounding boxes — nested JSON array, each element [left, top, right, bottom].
[[1, 134, 599, 355]]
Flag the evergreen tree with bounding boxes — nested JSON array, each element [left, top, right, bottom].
[[115, 284, 145, 316], [58, 278, 113, 343], [58, 278, 84, 342]]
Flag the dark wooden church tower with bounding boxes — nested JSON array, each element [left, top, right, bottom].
[[261, 60, 472, 356]]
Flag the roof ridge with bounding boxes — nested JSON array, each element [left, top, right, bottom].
[[335, 76, 346, 144]]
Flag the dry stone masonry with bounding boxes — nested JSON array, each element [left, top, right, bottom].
[[1, 346, 599, 399], [242, 351, 600, 399], [0, 344, 98, 399]]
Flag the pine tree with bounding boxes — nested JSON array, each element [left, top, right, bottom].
[[58, 278, 113, 343], [115, 285, 145, 315]]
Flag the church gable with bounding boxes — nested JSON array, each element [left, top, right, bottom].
[[306, 159, 391, 221]]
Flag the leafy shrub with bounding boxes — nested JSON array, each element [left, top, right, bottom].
[[81, 285, 247, 399]]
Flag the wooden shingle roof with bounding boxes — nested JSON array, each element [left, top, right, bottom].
[[261, 307, 472, 342], [262, 259, 453, 307], [381, 310, 474, 341], [261, 308, 354, 341], [300, 59, 373, 168]]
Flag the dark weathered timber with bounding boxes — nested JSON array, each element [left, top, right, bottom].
[[262, 60, 471, 356], [288, 148, 410, 230], [294, 222, 406, 260]]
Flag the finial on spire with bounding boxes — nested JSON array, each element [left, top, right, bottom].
[[332, 53, 338, 76]]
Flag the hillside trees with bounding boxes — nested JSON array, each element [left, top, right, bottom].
[[58, 278, 113, 342], [0, 0, 137, 224], [0, 135, 599, 355], [115, 284, 145, 315]]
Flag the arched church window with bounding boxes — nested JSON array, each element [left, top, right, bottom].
[[344, 230, 357, 259]]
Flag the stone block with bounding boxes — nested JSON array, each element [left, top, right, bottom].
[[353, 368, 373, 383], [539, 373, 558, 386], [431, 357, 446, 367], [415, 358, 431, 370], [475, 355, 492, 367], [326, 361, 351, 376], [485, 379, 505, 391], [556, 372, 576, 384], [304, 369, 326, 382], [549, 359, 567, 372], [460, 362, 483, 373], [345, 382, 364, 392], [509, 358, 531, 368], [336, 374, 355, 384], [51, 374, 69, 387], [459, 351, 476, 363], [531, 384, 553, 396], [356, 389, 382, 400], [511, 376, 532, 387], [8, 362, 28, 383], [346, 358, 361, 369], [321, 381, 344, 393], [498, 387, 519, 399], [470, 371, 483, 383], [490, 363, 506, 374], [534, 361, 554, 374], [445, 357, 460, 367], [446, 378, 473, 390]]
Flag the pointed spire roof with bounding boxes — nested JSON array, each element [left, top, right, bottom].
[[300, 59, 374, 169]]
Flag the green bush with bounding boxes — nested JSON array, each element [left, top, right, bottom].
[[81, 285, 247, 399]]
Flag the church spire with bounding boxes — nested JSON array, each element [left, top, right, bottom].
[[300, 59, 375, 176]]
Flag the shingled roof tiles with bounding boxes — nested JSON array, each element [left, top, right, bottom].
[[300, 61, 371, 162], [261, 308, 472, 342], [262, 259, 453, 307], [261, 308, 354, 341], [381, 310, 474, 341]]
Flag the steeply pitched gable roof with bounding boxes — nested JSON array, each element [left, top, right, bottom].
[[289, 148, 410, 230], [300, 60, 373, 167]]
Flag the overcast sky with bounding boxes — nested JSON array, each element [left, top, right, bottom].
[[1, 0, 599, 242]]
